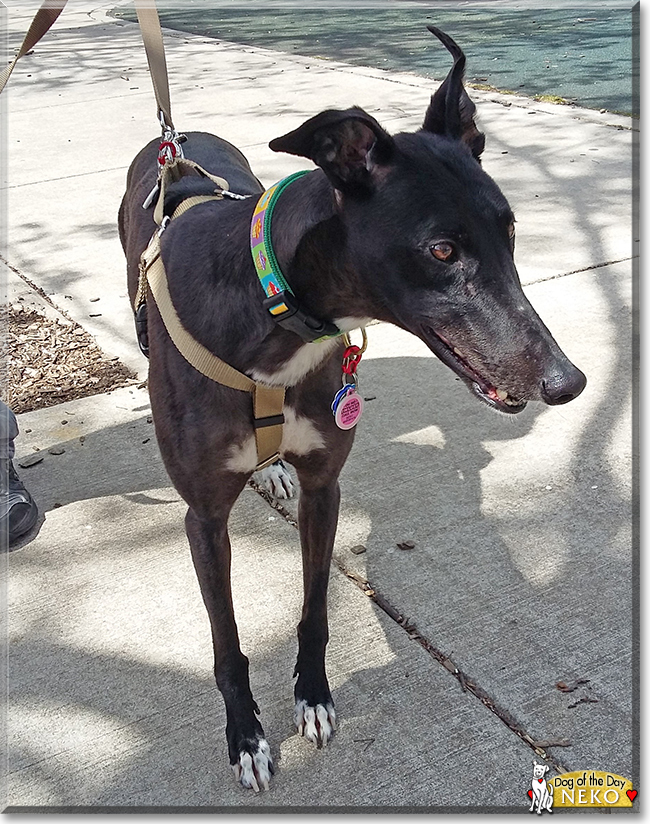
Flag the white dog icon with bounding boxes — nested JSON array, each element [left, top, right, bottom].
[[530, 761, 553, 814]]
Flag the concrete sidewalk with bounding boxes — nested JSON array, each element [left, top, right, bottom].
[[2, 1, 636, 812]]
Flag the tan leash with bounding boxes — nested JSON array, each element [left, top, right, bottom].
[[0, 0, 68, 94], [133, 1, 175, 131]]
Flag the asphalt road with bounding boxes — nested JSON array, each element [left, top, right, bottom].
[[112, 3, 636, 114]]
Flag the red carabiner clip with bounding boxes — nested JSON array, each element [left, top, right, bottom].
[[342, 345, 362, 375], [157, 140, 178, 166]]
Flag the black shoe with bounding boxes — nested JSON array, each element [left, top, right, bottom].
[[1, 459, 39, 547]]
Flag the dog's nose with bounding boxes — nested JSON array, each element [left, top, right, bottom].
[[540, 365, 587, 405]]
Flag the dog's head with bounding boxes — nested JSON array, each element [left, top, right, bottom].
[[270, 26, 586, 413], [533, 762, 550, 780]]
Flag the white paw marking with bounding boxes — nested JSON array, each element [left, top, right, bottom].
[[254, 460, 295, 499], [231, 738, 273, 792], [294, 700, 336, 748]]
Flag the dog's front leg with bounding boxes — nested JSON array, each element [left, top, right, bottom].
[[292, 472, 341, 748], [185, 508, 273, 791]]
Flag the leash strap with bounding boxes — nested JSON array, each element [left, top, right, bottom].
[[0, 0, 68, 95], [0, 0, 173, 130], [134, 1, 175, 130]]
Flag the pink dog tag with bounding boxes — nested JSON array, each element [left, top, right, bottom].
[[334, 389, 364, 430]]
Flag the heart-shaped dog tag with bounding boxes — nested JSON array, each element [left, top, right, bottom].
[[334, 389, 364, 430]]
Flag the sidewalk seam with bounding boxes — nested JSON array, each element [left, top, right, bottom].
[[526, 256, 636, 285], [1, 254, 79, 324], [247, 477, 572, 776], [1, 166, 129, 191]]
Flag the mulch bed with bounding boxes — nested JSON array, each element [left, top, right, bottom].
[[1, 304, 137, 414]]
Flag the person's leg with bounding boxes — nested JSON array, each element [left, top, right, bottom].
[[0, 400, 19, 459], [0, 401, 38, 547]]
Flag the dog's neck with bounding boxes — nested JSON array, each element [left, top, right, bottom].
[[269, 170, 375, 324], [244, 171, 374, 388]]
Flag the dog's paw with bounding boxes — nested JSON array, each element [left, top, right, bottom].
[[295, 699, 336, 748], [232, 737, 274, 792], [255, 460, 295, 500]]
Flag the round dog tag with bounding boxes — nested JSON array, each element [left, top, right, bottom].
[[331, 384, 353, 414], [334, 390, 364, 430]]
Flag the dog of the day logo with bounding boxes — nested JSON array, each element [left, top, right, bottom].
[[527, 763, 637, 812], [528, 762, 553, 814]]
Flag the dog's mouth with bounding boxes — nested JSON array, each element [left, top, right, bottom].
[[421, 325, 527, 414]]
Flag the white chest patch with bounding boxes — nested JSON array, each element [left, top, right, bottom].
[[224, 407, 326, 474], [249, 339, 338, 387], [224, 435, 259, 474], [334, 316, 373, 333], [248, 318, 371, 387]]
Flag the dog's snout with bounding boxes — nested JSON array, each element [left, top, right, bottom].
[[540, 365, 587, 405]]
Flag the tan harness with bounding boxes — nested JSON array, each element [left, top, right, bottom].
[[134, 159, 287, 472]]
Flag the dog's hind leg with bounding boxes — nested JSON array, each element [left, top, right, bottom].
[[185, 502, 274, 791]]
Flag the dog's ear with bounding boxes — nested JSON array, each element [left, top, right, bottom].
[[269, 108, 394, 195], [422, 26, 485, 161]]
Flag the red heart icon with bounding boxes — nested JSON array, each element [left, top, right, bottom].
[[538, 778, 544, 783], [527, 790, 533, 799], [627, 790, 637, 802]]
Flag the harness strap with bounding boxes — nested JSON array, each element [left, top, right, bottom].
[[252, 385, 287, 470], [139, 197, 286, 471], [153, 157, 231, 225]]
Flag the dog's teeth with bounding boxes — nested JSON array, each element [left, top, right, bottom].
[[453, 347, 463, 357], [496, 388, 508, 400]]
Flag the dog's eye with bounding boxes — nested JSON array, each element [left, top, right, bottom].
[[508, 222, 515, 240], [430, 241, 455, 262]]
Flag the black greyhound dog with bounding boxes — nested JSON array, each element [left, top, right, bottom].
[[119, 27, 585, 791]]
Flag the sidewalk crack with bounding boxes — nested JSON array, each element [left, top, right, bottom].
[[526, 256, 635, 285], [1, 255, 77, 324], [330, 554, 572, 774], [248, 477, 571, 775]]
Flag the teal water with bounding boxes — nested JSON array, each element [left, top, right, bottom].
[[112, 5, 634, 114]]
